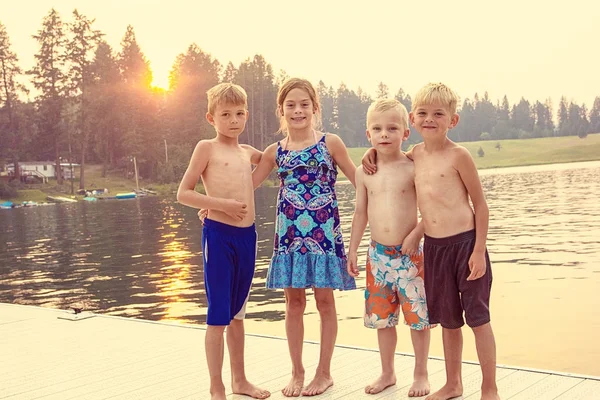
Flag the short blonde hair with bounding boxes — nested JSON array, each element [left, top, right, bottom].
[[412, 82, 459, 115], [366, 99, 409, 129], [276, 77, 322, 134], [207, 83, 247, 115]]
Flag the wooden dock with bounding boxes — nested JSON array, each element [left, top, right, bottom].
[[1, 303, 598, 399]]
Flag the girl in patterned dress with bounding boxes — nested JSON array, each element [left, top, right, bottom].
[[252, 78, 357, 397]]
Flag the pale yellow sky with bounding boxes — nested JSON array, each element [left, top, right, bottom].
[[5, 0, 600, 107]]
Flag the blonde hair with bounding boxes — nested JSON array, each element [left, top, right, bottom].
[[412, 82, 459, 115], [276, 77, 322, 133], [206, 83, 247, 115], [366, 99, 409, 129]]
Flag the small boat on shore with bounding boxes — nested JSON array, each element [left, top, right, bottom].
[[47, 196, 77, 203], [115, 192, 137, 200]]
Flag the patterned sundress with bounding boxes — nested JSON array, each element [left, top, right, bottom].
[[266, 133, 356, 290]]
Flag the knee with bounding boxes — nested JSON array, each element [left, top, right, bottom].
[[206, 324, 227, 335], [315, 294, 336, 314], [286, 296, 306, 315]]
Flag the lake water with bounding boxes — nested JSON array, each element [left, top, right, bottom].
[[1, 161, 599, 376]]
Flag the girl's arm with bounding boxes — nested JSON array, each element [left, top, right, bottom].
[[241, 144, 263, 165], [347, 167, 368, 277], [325, 133, 357, 187], [252, 143, 277, 189]]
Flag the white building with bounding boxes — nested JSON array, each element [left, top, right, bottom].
[[5, 161, 80, 183]]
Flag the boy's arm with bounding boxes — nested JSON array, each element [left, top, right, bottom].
[[404, 145, 415, 161], [176, 141, 247, 220], [361, 148, 378, 174], [455, 147, 490, 280], [347, 167, 368, 277], [251, 143, 277, 189], [325, 134, 357, 187], [401, 219, 424, 256], [241, 144, 263, 165]]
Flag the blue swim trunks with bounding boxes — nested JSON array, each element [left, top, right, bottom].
[[202, 218, 257, 326]]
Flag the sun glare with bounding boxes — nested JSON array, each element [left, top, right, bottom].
[[151, 74, 169, 91]]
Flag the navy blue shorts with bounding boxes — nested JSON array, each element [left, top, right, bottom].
[[424, 230, 492, 329], [202, 218, 257, 326]]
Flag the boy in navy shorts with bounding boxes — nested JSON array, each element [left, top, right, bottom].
[[362, 83, 499, 400], [177, 83, 270, 400]]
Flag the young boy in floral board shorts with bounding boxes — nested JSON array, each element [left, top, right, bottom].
[[348, 99, 435, 397], [362, 84, 499, 400]]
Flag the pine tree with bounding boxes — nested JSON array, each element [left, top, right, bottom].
[[0, 22, 27, 180], [29, 8, 68, 183], [65, 9, 103, 190]]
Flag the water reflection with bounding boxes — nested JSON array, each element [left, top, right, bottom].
[[1, 161, 599, 321]]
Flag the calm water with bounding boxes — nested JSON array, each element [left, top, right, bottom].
[[1, 161, 600, 375]]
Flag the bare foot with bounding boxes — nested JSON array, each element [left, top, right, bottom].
[[426, 383, 463, 400], [302, 373, 334, 396], [210, 389, 226, 400], [409, 375, 430, 397], [365, 373, 396, 394], [232, 379, 271, 399], [282, 373, 304, 397], [481, 388, 500, 400]]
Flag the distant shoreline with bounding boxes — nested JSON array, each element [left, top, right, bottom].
[[3, 134, 600, 203]]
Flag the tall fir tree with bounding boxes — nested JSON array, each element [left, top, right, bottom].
[[29, 8, 68, 183], [65, 9, 103, 190]]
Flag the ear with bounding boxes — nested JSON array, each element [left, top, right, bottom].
[[449, 113, 460, 129], [365, 129, 372, 141], [206, 112, 215, 125], [402, 128, 410, 141], [409, 112, 416, 127], [278, 105, 283, 116]]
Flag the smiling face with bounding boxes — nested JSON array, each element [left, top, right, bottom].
[[280, 88, 315, 132], [410, 103, 459, 139], [206, 102, 248, 139], [276, 78, 321, 134], [366, 109, 410, 154]]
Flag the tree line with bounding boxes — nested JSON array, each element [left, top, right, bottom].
[[1, 9, 599, 188]]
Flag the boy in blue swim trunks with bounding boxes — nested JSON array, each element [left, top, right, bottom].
[[177, 83, 270, 400], [348, 99, 435, 397]]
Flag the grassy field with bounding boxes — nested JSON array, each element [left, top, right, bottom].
[[3, 133, 599, 203], [347, 133, 600, 170]]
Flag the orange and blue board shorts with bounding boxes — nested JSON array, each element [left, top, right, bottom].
[[364, 239, 435, 331]]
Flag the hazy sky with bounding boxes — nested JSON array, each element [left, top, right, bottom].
[[5, 0, 600, 107]]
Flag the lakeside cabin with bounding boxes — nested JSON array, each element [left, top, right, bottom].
[[1, 161, 80, 184]]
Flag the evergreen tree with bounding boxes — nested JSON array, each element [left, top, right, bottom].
[[0, 22, 28, 180], [65, 9, 103, 189], [29, 8, 68, 183], [589, 97, 600, 134]]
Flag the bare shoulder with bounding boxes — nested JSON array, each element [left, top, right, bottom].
[[451, 144, 475, 162], [193, 140, 214, 157], [356, 165, 365, 178], [411, 142, 425, 157], [324, 132, 344, 147], [263, 142, 279, 159]]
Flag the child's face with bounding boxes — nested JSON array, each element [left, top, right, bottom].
[[206, 102, 248, 138], [366, 109, 409, 153], [410, 103, 458, 138], [280, 88, 315, 131]]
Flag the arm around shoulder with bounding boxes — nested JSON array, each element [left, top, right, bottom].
[[326, 133, 356, 187], [252, 142, 277, 189], [241, 144, 263, 165]]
